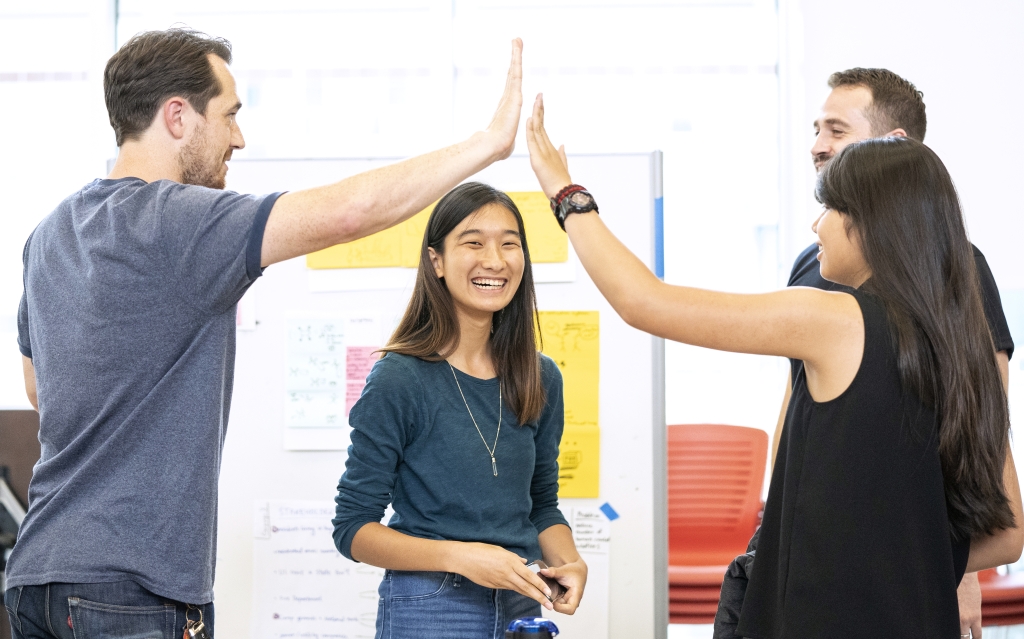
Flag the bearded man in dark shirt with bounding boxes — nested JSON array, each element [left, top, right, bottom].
[[715, 68, 1015, 639]]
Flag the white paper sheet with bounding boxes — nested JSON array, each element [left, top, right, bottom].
[[252, 500, 384, 639], [285, 313, 383, 450]]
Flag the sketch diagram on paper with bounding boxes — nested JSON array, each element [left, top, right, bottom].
[[286, 315, 382, 430]]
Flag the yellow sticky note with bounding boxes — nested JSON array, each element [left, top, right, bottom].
[[399, 208, 432, 268], [306, 192, 566, 269], [507, 192, 568, 263], [306, 224, 404, 269], [558, 424, 600, 498], [306, 205, 434, 269], [538, 311, 599, 427]]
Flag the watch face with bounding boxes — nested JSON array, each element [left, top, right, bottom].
[[568, 191, 593, 207]]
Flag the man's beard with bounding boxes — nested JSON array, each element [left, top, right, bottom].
[[178, 126, 227, 189]]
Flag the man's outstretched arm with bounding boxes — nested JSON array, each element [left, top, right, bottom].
[[260, 39, 524, 267]]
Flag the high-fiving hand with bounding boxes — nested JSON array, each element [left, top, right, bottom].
[[484, 38, 524, 162], [525, 93, 573, 199]]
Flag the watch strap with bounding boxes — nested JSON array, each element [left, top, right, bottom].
[[550, 184, 587, 212], [550, 185, 598, 231]]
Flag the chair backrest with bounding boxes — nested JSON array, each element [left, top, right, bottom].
[[667, 424, 769, 566], [978, 568, 1000, 583]]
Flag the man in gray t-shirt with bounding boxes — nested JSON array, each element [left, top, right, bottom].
[[6, 28, 524, 638]]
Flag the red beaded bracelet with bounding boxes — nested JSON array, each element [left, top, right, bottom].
[[549, 184, 587, 212]]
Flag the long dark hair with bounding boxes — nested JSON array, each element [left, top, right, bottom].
[[381, 182, 546, 424], [816, 137, 1012, 541]]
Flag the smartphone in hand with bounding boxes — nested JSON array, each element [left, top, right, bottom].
[[526, 560, 567, 602]]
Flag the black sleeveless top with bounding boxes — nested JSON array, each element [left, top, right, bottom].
[[737, 290, 970, 639]]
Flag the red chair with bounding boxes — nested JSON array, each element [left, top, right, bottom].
[[667, 424, 769, 624], [979, 568, 1024, 626]]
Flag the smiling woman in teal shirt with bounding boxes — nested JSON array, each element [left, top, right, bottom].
[[332, 182, 587, 639]]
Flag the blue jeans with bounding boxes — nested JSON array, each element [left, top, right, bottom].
[[4, 581, 213, 639], [375, 570, 540, 639]]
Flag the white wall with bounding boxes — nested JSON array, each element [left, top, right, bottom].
[[784, 0, 1024, 290], [787, 0, 1024, 347], [0, 1, 115, 409]]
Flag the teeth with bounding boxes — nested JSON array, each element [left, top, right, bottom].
[[473, 278, 505, 289]]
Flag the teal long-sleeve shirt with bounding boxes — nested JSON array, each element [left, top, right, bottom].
[[332, 352, 569, 562]]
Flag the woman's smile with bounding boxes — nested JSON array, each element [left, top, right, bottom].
[[472, 277, 508, 291]]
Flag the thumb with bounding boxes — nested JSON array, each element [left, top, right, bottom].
[[540, 565, 566, 580]]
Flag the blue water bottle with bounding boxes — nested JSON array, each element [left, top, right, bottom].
[[505, 617, 559, 638]]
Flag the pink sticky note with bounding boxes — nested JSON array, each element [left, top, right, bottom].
[[346, 381, 365, 417], [347, 346, 379, 382]]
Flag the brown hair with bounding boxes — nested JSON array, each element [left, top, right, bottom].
[[104, 28, 232, 146], [381, 182, 546, 424], [817, 137, 1012, 541], [828, 68, 927, 142]]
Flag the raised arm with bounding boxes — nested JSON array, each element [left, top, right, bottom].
[[525, 96, 862, 397], [260, 39, 524, 266]]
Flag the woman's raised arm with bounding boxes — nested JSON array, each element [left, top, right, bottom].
[[525, 94, 862, 389]]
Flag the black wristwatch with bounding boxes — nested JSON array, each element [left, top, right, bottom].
[[550, 184, 599, 231]]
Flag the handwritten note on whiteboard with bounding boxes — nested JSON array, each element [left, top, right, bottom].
[[537, 311, 599, 427], [252, 501, 384, 639], [286, 314, 382, 450]]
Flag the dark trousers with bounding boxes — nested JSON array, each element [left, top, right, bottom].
[[4, 581, 213, 639]]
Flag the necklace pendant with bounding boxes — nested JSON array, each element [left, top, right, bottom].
[[491, 456, 498, 477]]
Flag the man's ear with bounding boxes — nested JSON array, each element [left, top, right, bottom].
[[162, 97, 189, 140], [885, 128, 908, 139], [427, 247, 444, 279]]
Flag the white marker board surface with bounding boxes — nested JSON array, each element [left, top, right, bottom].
[[215, 154, 667, 639]]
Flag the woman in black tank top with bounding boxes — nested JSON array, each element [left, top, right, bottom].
[[524, 97, 1023, 638]]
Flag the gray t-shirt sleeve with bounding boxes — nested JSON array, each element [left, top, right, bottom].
[[156, 182, 281, 315], [17, 232, 33, 358]]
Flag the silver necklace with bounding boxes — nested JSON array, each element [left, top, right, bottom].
[[447, 361, 502, 477]]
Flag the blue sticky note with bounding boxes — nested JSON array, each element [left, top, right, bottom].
[[599, 502, 619, 521]]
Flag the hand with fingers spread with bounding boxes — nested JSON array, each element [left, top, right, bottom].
[[525, 93, 573, 199], [452, 541, 555, 610], [540, 558, 588, 615], [483, 38, 524, 162]]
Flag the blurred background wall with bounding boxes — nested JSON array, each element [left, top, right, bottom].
[[0, 2, 1021, 631]]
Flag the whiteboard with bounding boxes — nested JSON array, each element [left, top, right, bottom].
[[215, 153, 667, 639]]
